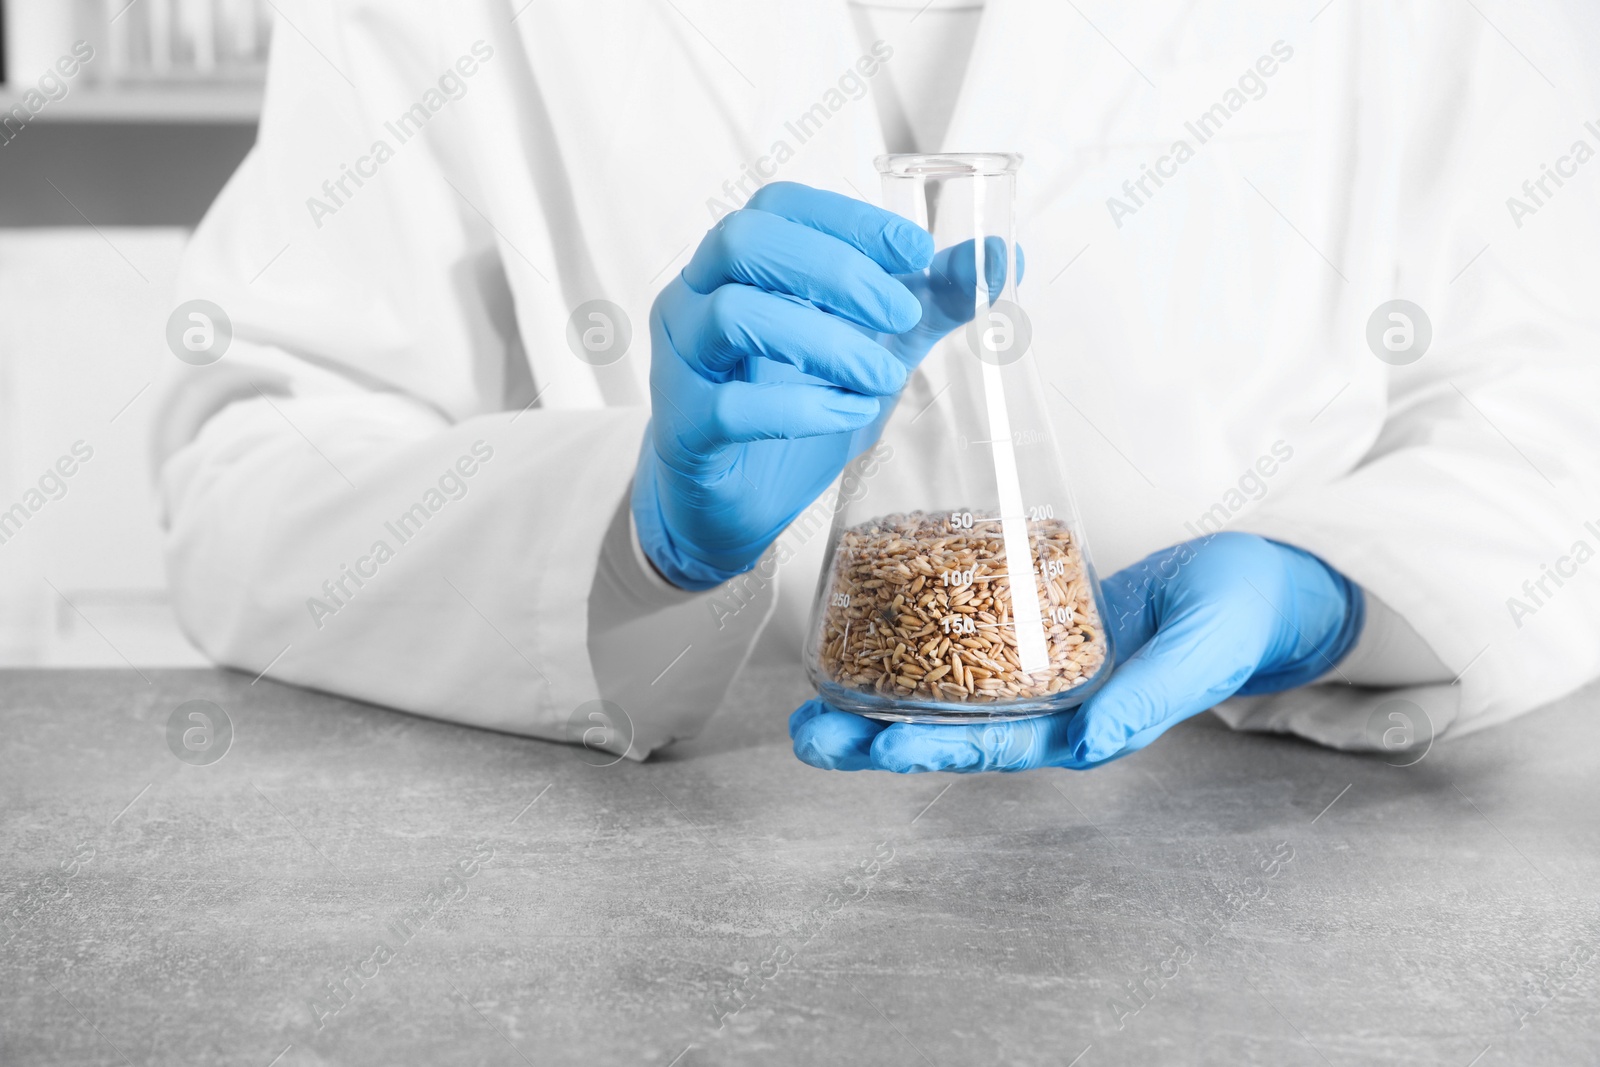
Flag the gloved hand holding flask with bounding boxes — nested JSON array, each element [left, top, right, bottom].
[[633, 180, 1011, 590], [785, 154, 1366, 769], [792, 532, 1365, 771]]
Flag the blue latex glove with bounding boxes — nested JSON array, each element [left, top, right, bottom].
[[633, 181, 1014, 590], [790, 532, 1366, 772]]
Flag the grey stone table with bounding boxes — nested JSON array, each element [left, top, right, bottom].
[[2, 666, 1597, 1066]]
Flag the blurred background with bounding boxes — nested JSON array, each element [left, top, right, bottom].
[[1, 0, 266, 665]]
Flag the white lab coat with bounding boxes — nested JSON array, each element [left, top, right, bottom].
[[155, 0, 1600, 757]]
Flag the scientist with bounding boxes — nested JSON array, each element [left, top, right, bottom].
[[154, 1, 1600, 770]]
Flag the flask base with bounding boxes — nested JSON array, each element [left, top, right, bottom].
[[813, 678, 1090, 724]]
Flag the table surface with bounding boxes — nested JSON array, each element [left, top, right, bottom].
[[2, 666, 1597, 1067]]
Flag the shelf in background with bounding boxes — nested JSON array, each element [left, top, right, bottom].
[[0, 120, 257, 227], [0, 84, 262, 123]]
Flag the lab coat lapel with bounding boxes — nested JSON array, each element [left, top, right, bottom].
[[736, 2, 891, 204], [506, 3, 890, 410], [937, 0, 1025, 158]]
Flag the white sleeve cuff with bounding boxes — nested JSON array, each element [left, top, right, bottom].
[[1320, 588, 1453, 688], [590, 487, 699, 628], [1212, 588, 1460, 753], [584, 487, 779, 760]]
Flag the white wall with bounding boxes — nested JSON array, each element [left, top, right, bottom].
[[0, 227, 207, 665]]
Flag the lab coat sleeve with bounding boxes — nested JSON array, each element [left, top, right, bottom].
[[1229, 9, 1600, 744], [153, 2, 774, 757], [158, 353, 774, 758]]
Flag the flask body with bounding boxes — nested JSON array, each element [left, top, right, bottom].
[[803, 153, 1114, 723]]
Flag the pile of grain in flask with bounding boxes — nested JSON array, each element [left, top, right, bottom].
[[815, 511, 1107, 704]]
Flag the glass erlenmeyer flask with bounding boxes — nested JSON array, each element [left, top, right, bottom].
[[803, 153, 1114, 724]]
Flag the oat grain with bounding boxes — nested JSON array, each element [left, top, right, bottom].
[[815, 511, 1107, 705]]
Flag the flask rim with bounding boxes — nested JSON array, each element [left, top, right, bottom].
[[875, 152, 1022, 177]]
